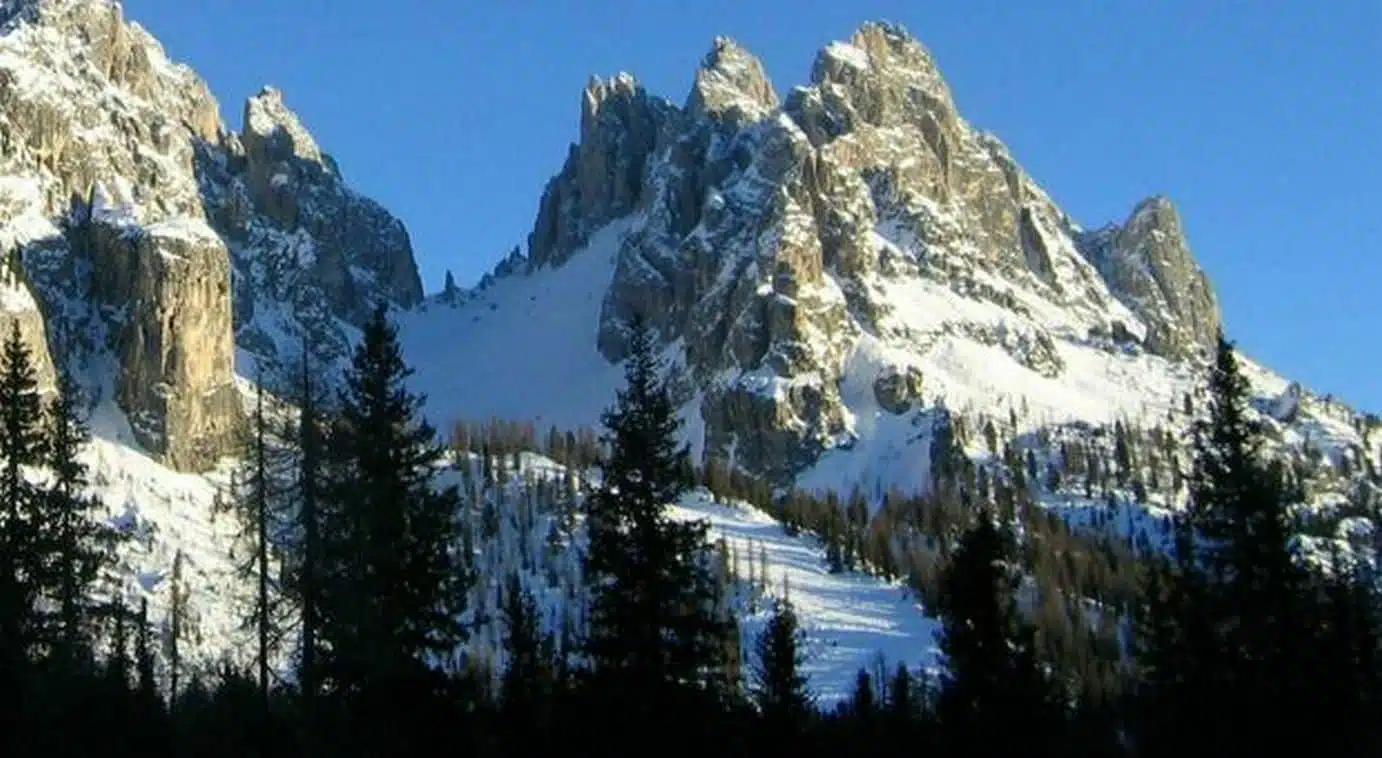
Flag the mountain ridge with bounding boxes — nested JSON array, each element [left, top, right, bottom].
[[417, 20, 1232, 487], [0, 3, 1375, 700]]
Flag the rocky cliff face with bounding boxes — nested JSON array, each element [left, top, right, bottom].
[[0, 0, 423, 470], [518, 21, 1223, 482]]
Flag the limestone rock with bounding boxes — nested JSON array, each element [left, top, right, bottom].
[[0, 3, 427, 470], [686, 37, 779, 125], [873, 365, 923, 414], [528, 73, 675, 270], [1078, 196, 1221, 358], [511, 21, 1228, 481], [91, 219, 240, 470]]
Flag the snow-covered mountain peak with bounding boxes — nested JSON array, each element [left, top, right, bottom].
[[687, 35, 779, 124], [243, 85, 327, 168], [405, 22, 1344, 498], [809, 21, 955, 114], [0, 0, 423, 470]]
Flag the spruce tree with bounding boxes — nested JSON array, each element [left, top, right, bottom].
[[166, 550, 188, 708], [39, 368, 119, 668], [286, 338, 328, 715], [751, 597, 813, 731], [935, 509, 1060, 754], [1182, 333, 1312, 751], [499, 573, 551, 752], [1317, 548, 1382, 755], [582, 313, 729, 709], [318, 303, 468, 696], [223, 373, 284, 712], [0, 321, 44, 675]]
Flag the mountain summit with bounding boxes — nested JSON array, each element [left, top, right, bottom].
[[406, 22, 1238, 486], [0, 0, 421, 470]]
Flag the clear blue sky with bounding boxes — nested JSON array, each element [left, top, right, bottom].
[[129, 0, 1380, 412]]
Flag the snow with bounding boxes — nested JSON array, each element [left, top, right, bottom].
[[91, 178, 141, 228], [144, 216, 223, 245], [671, 492, 939, 699], [245, 86, 324, 164], [0, 279, 36, 313], [77, 398, 258, 675], [0, 175, 62, 251], [823, 41, 871, 70], [399, 219, 634, 434]]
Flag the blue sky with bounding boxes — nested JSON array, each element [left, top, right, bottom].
[[130, 1, 1380, 411]]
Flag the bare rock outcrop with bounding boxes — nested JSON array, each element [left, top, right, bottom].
[[527, 73, 675, 270], [1078, 196, 1221, 358], [520, 21, 1226, 481], [105, 221, 239, 470], [0, 1, 427, 470]]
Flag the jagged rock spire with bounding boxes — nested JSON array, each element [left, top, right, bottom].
[[686, 36, 779, 124]]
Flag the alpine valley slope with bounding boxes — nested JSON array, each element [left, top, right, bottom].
[[0, 0, 943, 696], [0, 0, 1375, 699]]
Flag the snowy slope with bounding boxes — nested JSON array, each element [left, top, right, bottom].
[[435, 448, 939, 703], [399, 221, 632, 434], [671, 491, 940, 699], [396, 212, 1357, 508]]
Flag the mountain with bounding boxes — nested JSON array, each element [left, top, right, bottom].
[[0, 2, 1376, 695], [0, 0, 423, 673], [0, 0, 419, 472], [402, 21, 1375, 505]]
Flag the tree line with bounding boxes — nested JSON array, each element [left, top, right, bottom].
[[1, 303, 1380, 756]]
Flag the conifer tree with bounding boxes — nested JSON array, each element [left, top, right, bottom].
[[282, 338, 329, 714], [107, 597, 130, 690], [318, 303, 468, 697], [499, 572, 551, 752], [935, 509, 1060, 754], [1181, 333, 1313, 751], [39, 368, 119, 667], [751, 596, 812, 731], [888, 662, 916, 731], [135, 598, 156, 701], [0, 321, 44, 675], [223, 373, 284, 711], [851, 668, 876, 720], [166, 549, 188, 708], [1316, 548, 1382, 755], [582, 313, 729, 708]]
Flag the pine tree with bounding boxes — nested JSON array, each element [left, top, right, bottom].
[[1316, 547, 1382, 755], [888, 662, 916, 732], [283, 338, 328, 715], [851, 668, 876, 720], [499, 573, 551, 752], [166, 550, 188, 709], [582, 313, 729, 710], [132, 599, 168, 755], [135, 598, 156, 701], [935, 509, 1060, 754], [318, 303, 469, 697], [106, 597, 130, 691], [1131, 536, 1220, 756]]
